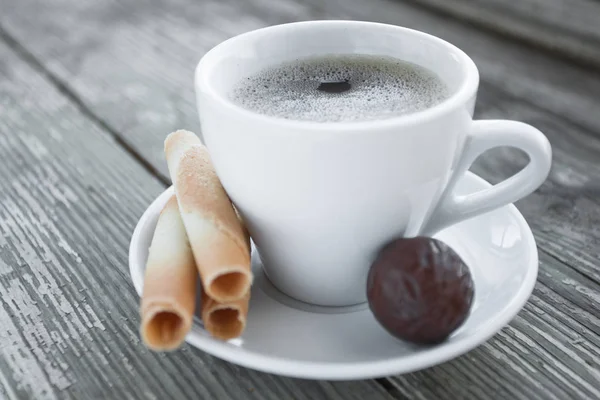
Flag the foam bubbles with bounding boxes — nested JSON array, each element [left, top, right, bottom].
[[229, 54, 450, 122]]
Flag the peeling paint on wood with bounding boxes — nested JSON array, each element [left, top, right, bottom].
[[0, 39, 395, 400], [0, 0, 599, 398]]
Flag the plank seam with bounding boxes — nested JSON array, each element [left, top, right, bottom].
[[0, 23, 170, 186], [397, 0, 600, 72], [374, 378, 411, 400], [482, 79, 600, 142], [539, 247, 600, 288]]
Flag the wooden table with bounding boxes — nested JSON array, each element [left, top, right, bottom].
[[0, 0, 598, 398]]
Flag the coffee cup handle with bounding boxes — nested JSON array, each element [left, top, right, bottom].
[[421, 120, 552, 236]]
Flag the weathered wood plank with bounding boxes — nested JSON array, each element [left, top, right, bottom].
[[470, 84, 600, 284], [303, 0, 600, 134], [1, 0, 599, 176], [1, 0, 599, 397], [302, 0, 600, 301], [0, 40, 396, 400], [3, 0, 597, 286], [401, 0, 600, 69], [0, 0, 327, 182], [384, 251, 600, 400], [292, 0, 600, 395]]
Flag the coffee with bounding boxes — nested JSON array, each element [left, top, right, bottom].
[[229, 54, 450, 122]]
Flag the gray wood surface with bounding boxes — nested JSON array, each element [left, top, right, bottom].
[[3, 0, 599, 180], [0, 0, 599, 398], [0, 40, 395, 400], [403, 0, 600, 68]]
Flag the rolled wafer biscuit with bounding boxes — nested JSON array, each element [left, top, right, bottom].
[[201, 290, 250, 341], [140, 195, 197, 351], [165, 130, 252, 302]]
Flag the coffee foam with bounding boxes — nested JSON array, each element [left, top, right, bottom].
[[230, 54, 450, 122]]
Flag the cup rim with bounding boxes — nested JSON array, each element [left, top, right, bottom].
[[195, 20, 479, 130]]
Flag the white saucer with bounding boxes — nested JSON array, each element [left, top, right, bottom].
[[129, 172, 538, 380]]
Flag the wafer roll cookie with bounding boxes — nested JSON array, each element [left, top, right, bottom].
[[165, 130, 252, 302], [140, 195, 197, 351], [201, 290, 250, 341]]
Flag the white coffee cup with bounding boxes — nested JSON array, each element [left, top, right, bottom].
[[194, 21, 552, 307]]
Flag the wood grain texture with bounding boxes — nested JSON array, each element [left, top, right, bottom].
[[0, 0, 599, 398], [0, 0, 327, 182], [301, 0, 600, 133], [383, 250, 600, 400], [295, 0, 600, 395], [0, 41, 396, 400], [1, 0, 599, 178], [401, 0, 600, 68]]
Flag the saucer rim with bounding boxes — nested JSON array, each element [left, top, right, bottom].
[[129, 172, 538, 380]]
